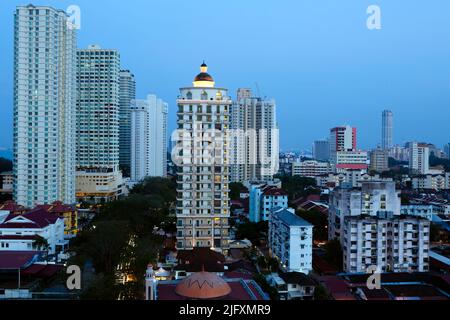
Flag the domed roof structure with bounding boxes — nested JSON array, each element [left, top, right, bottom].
[[175, 271, 231, 299], [193, 61, 215, 88]]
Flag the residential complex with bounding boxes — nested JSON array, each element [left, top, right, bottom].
[[130, 94, 168, 181], [230, 90, 279, 183], [13, 5, 77, 207], [269, 207, 313, 274], [75, 45, 124, 203], [174, 63, 231, 252]]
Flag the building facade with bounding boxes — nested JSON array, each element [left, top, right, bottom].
[[230, 89, 279, 183], [313, 140, 330, 162], [381, 110, 393, 150], [130, 94, 168, 181], [334, 151, 368, 172], [329, 125, 357, 161], [342, 213, 430, 273], [13, 5, 77, 207], [76, 45, 123, 203], [292, 160, 331, 177], [118, 70, 136, 176], [370, 148, 389, 173], [409, 142, 430, 175], [249, 185, 288, 222], [174, 63, 230, 253], [269, 207, 313, 274], [412, 173, 450, 190]]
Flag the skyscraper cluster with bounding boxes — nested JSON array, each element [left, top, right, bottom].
[[12, 4, 168, 207]]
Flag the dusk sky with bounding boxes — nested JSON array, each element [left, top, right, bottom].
[[1, 0, 449, 153]]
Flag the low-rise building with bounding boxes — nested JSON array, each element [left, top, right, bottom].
[[333, 151, 368, 173], [412, 173, 450, 190], [249, 184, 288, 222], [76, 169, 126, 203], [0, 208, 66, 255], [0, 172, 13, 193], [266, 272, 315, 300], [36, 202, 78, 238], [292, 160, 331, 177], [269, 207, 313, 274]]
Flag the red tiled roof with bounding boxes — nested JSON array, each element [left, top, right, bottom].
[[0, 251, 39, 269], [0, 201, 27, 213], [0, 235, 39, 240], [263, 188, 287, 196], [0, 208, 60, 229]]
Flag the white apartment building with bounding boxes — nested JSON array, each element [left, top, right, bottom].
[[76, 45, 123, 203], [342, 213, 430, 273], [328, 181, 400, 241], [0, 209, 66, 255], [329, 125, 356, 162], [334, 151, 368, 172], [13, 5, 77, 207], [409, 142, 430, 174], [292, 160, 331, 177], [131, 94, 168, 181], [269, 207, 313, 274], [249, 185, 288, 222], [174, 63, 230, 252], [412, 173, 450, 191], [230, 90, 279, 183], [119, 70, 136, 175]]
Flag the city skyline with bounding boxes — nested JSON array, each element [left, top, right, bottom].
[[1, 0, 449, 152]]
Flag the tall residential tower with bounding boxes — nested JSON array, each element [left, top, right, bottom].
[[131, 94, 168, 181], [75, 45, 123, 203], [174, 63, 231, 253], [13, 5, 77, 207], [230, 89, 279, 183]]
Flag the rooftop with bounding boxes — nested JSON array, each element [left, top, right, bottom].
[[273, 208, 312, 227]]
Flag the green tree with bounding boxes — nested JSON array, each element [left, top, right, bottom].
[[324, 238, 343, 271], [229, 182, 245, 200]]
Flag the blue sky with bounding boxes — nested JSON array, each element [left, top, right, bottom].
[[0, 0, 449, 152]]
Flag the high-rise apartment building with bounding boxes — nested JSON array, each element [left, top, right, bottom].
[[131, 94, 168, 181], [13, 5, 77, 207], [409, 142, 430, 175], [313, 140, 330, 162], [174, 63, 231, 253], [75, 45, 124, 203], [381, 110, 393, 150], [119, 70, 136, 176], [230, 89, 279, 183]]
